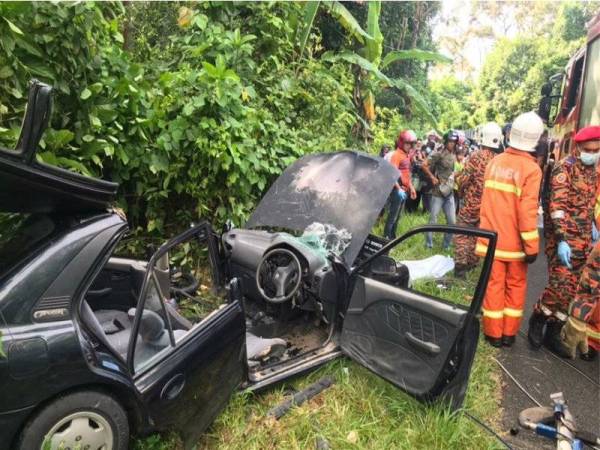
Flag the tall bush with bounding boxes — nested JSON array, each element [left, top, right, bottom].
[[0, 2, 356, 237]]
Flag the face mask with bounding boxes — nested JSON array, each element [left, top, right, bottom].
[[580, 152, 600, 166]]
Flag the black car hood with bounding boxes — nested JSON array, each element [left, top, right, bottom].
[[246, 150, 399, 265]]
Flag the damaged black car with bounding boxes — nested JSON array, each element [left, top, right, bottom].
[[0, 82, 497, 450]]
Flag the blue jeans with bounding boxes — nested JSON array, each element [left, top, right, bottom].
[[384, 193, 405, 239], [421, 191, 432, 213], [426, 194, 456, 248]]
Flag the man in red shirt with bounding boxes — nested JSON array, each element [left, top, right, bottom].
[[384, 130, 417, 239]]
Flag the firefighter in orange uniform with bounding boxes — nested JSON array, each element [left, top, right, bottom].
[[454, 122, 503, 278], [476, 112, 544, 348], [528, 126, 600, 350]]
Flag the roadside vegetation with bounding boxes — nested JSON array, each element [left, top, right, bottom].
[[0, 1, 442, 238], [1, 2, 593, 449], [430, 1, 598, 130]]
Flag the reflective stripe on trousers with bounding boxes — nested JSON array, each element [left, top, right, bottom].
[[482, 259, 527, 338], [587, 316, 600, 352], [476, 242, 526, 261]]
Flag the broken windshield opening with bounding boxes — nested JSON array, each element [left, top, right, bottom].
[[295, 222, 352, 261]]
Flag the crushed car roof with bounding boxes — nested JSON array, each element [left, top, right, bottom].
[[246, 150, 399, 265]]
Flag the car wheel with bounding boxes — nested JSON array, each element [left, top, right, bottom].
[[17, 389, 129, 450]]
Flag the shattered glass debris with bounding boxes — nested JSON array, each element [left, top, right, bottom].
[[296, 222, 352, 259]]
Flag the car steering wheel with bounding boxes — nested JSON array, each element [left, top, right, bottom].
[[256, 248, 302, 304]]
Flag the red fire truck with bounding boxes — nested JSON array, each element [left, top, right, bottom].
[[539, 12, 600, 159]]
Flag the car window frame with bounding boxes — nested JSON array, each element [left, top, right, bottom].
[[351, 224, 497, 316], [126, 221, 222, 376]]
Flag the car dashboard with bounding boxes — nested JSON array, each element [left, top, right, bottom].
[[222, 229, 339, 319]]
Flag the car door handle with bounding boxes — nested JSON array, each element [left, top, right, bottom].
[[160, 373, 186, 401], [405, 332, 440, 355], [87, 287, 112, 298]]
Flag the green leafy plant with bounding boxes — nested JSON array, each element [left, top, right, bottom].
[[295, 1, 450, 142]]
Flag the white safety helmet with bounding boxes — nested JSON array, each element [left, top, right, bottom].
[[508, 112, 544, 152], [480, 122, 503, 149]]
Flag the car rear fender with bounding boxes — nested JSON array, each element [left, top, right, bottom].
[[10, 381, 150, 449]]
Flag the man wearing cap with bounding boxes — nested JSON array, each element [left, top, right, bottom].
[[529, 125, 600, 351], [476, 112, 544, 348]]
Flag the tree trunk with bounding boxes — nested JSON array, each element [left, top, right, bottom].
[[351, 66, 371, 144], [122, 1, 134, 51]]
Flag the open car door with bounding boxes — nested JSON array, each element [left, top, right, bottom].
[[341, 225, 497, 409], [126, 222, 246, 448]]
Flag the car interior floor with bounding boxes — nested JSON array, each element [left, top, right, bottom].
[[243, 298, 330, 370]]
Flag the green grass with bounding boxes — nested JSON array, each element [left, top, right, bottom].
[[135, 210, 504, 449]]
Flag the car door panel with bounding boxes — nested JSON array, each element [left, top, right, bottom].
[[341, 225, 496, 408], [135, 301, 245, 445], [128, 222, 246, 448], [342, 276, 467, 396]]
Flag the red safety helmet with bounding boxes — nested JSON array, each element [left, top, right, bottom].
[[396, 129, 417, 148]]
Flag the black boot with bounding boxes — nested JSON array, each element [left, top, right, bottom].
[[527, 310, 546, 349], [544, 320, 570, 358], [454, 264, 468, 279], [502, 335, 516, 347], [485, 335, 502, 348], [581, 348, 598, 362]]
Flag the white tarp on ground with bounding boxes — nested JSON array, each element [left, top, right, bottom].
[[400, 255, 455, 281]]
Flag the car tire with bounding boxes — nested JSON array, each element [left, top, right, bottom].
[[17, 389, 129, 450]]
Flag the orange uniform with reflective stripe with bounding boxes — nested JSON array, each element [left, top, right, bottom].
[[476, 148, 542, 261], [476, 148, 542, 339]]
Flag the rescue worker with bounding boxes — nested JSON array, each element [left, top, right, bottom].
[[552, 240, 600, 360], [454, 122, 503, 278], [453, 148, 465, 215], [384, 130, 417, 240], [422, 130, 459, 249], [476, 112, 544, 348], [528, 126, 600, 350]]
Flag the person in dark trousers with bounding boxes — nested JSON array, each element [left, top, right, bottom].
[[384, 130, 417, 239], [405, 146, 427, 213], [454, 122, 503, 278]]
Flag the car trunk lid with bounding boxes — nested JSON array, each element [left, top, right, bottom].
[[0, 80, 118, 213]]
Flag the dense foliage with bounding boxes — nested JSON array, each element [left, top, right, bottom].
[[427, 1, 598, 129], [471, 1, 596, 124], [0, 2, 445, 240], [0, 2, 359, 235]]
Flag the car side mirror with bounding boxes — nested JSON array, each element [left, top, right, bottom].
[[15, 79, 53, 164], [538, 96, 551, 124], [540, 82, 552, 96], [364, 254, 409, 289]]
